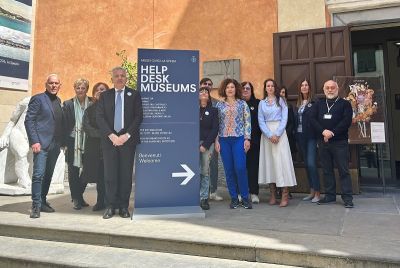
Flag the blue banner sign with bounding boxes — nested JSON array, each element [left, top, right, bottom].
[[133, 49, 203, 219]]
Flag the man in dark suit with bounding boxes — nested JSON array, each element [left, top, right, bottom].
[[24, 74, 64, 218], [96, 67, 143, 219]]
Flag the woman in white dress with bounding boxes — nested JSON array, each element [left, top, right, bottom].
[[258, 79, 297, 207]]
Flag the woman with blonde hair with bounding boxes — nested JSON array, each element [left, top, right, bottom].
[[63, 78, 93, 210]]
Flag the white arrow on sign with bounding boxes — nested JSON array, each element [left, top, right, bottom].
[[172, 164, 195, 185]]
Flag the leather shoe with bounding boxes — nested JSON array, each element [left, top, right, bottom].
[[344, 200, 354, 208], [317, 197, 336, 205], [30, 206, 40, 218], [92, 203, 106, 211], [73, 199, 82, 210], [41, 202, 55, 213], [119, 208, 130, 218], [200, 199, 210, 210], [81, 198, 89, 207], [103, 208, 115, 219]]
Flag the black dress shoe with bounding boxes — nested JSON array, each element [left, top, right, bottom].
[[119, 208, 130, 218], [200, 199, 210, 210], [73, 199, 82, 210], [103, 208, 115, 219], [41, 202, 55, 213], [344, 200, 354, 208], [317, 197, 336, 205], [81, 198, 89, 207], [92, 203, 106, 211], [30, 206, 40, 218]]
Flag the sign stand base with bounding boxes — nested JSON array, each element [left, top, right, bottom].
[[132, 206, 205, 220]]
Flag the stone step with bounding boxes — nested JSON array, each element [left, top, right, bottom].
[[0, 221, 398, 268], [0, 236, 297, 268]]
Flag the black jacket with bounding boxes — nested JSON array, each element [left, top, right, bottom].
[[246, 97, 261, 146], [81, 102, 102, 183], [294, 100, 318, 139], [200, 103, 218, 150], [96, 87, 143, 147], [310, 97, 352, 142], [62, 96, 93, 164]]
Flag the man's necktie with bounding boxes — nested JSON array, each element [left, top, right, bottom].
[[114, 90, 122, 132]]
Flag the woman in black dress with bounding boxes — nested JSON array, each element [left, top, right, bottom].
[[241, 81, 261, 204], [81, 82, 109, 211]]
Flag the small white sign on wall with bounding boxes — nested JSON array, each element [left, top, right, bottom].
[[370, 122, 386, 143]]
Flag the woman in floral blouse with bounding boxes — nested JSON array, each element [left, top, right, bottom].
[[215, 78, 252, 209]]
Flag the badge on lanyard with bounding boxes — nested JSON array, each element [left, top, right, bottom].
[[324, 97, 339, 120]]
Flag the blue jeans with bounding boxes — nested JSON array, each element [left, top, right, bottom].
[[200, 144, 214, 200], [219, 136, 249, 200], [319, 140, 353, 202], [296, 133, 320, 191], [31, 140, 61, 207]]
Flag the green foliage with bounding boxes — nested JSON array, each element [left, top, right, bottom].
[[116, 50, 138, 89]]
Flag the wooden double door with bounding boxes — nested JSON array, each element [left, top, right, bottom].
[[273, 26, 358, 173]]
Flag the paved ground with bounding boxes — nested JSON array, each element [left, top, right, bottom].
[[0, 185, 399, 267]]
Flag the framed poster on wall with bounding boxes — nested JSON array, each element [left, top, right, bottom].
[[0, 0, 32, 91], [335, 76, 386, 144]]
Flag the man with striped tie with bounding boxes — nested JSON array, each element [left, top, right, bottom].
[[96, 67, 143, 219]]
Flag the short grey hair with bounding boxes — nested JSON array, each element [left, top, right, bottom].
[[46, 73, 60, 83], [111, 66, 127, 76]]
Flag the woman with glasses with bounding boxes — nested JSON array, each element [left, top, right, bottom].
[[258, 79, 297, 207], [241, 81, 261, 204], [199, 86, 219, 210], [81, 82, 110, 211], [199, 78, 224, 201], [294, 79, 320, 203], [215, 78, 252, 209]]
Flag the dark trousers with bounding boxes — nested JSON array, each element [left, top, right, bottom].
[[246, 143, 260, 195], [209, 148, 219, 193], [96, 161, 106, 205], [102, 143, 136, 209], [67, 164, 87, 201], [31, 140, 61, 207], [66, 137, 87, 202], [319, 140, 353, 202]]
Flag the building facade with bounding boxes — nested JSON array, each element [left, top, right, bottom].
[[1, 0, 399, 188]]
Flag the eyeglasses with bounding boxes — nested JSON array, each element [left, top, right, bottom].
[[202, 82, 213, 86], [243, 86, 251, 91], [199, 90, 209, 94]]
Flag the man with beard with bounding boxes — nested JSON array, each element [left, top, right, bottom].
[[310, 80, 354, 208]]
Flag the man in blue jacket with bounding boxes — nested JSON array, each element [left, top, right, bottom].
[[25, 74, 64, 218]]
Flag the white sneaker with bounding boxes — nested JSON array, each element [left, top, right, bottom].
[[238, 194, 242, 202], [302, 195, 314, 201], [311, 196, 320, 203], [210, 192, 223, 201], [251, 194, 259, 204]]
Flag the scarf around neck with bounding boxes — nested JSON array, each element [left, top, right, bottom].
[[73, 96, 89, 169]]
